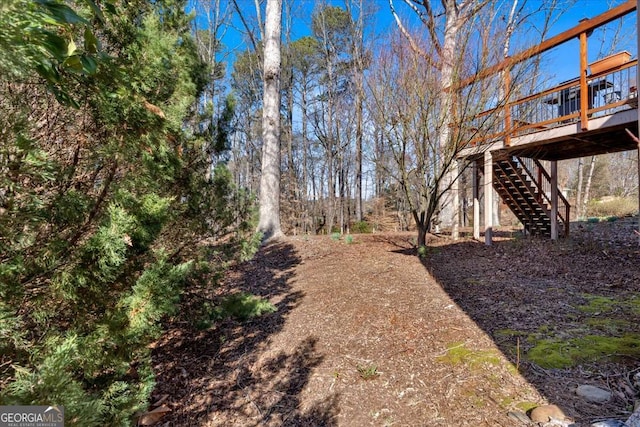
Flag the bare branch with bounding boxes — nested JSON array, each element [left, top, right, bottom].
[[389, 0, 439, 68]]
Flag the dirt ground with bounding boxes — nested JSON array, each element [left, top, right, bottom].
[[151, 217, 640, 426]]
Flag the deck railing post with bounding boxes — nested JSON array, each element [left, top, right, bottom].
[[579, 28, 589, 130], [504, 67, 512, 147]]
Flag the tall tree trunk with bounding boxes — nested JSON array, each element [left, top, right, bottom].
[[301, 85, 309, 233], [257, 0, 284, 241], [351, 0, 365, 222], [436, 1, 461, 237]]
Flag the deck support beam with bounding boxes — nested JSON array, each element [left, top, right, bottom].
[[473, 159, 480, 240], [484, 150, 493, 245], [550, 161, 559, 240]]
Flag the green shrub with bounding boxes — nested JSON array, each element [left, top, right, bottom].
[[217, 292, 277, 321], [351, 221, 373, 234], [0, 1, 256, 424], [587, 197, 637, 218], [331, 232, 341, 241], [345, 235, 354, 244]]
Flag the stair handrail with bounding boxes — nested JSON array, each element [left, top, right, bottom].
[[515, 156, 571, 236]]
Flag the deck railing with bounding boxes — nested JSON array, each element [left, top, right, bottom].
[[517, 156, 571, 236], [470, 59, 638, 146]]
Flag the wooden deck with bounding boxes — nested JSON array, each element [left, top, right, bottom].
[[455, 1, 638, 243], [494, 107, 638, 161]]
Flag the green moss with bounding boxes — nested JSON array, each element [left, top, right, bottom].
[[500, 396, 515, 408], [629, 296, 640, 315], [537, 324, 551, 334], [527, 335, 640, 369], [578, 295, 618, 314], [527, 339, 574, 368], [515, 401, 539, 412], [437, 342, 501, 368], [585, 318, 632, 334], [578, 293, 640, 316]]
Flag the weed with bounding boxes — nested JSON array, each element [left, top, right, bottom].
[[330, 232, 341, 241], [345, 234, 354, 244], [357, 364, 379, 380], [587, 217, 601, 223], [417, 245, 427, 258]]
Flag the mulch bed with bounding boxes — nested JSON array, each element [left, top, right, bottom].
[[150, 217, 640, 426]]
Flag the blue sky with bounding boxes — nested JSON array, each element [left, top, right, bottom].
[[192, 0, 637, 85]]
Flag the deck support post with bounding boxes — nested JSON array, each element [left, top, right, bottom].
[[550, 161, 559, 240], [452, 160, 460, 240], [579, 26, 589, 131], [473, 159, 480, 240], [637, 7, 640, 246], [484, 150, 493, 245]]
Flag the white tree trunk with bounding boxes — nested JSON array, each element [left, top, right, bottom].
[[581, 156, 596, 218], [437, 0, 460, 236], [257, 0, 284, 241], [576, 157, 584, 218]]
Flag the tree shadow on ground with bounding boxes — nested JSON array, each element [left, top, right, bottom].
[[391, 223, 640, 424], [151, 242, 339, 426]]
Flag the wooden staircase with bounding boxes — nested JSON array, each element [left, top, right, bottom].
[[493, 156, 570, 237]]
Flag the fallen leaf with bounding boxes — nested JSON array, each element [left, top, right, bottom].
[[137, 405, 171, 426]]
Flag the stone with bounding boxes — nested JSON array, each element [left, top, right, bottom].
[[627, 404, 640, 427], [507, 410, 532, 425], [591, 421, 626, 427], [576, 384, 612, 403], [530, 405, 567, 422]]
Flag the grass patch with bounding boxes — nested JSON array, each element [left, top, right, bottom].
[[345, 234, 354, 244], [436, 342, 501, 368], [330, 232, 341, 241], [527, 335, 640, 369]]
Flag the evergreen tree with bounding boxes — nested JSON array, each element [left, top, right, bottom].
[[0, 0, 255, 424]]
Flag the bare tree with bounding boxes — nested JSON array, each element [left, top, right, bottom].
[[390, 0, 490, 239], [257, 0, 284, 241], [367, 32, 505, 247]]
